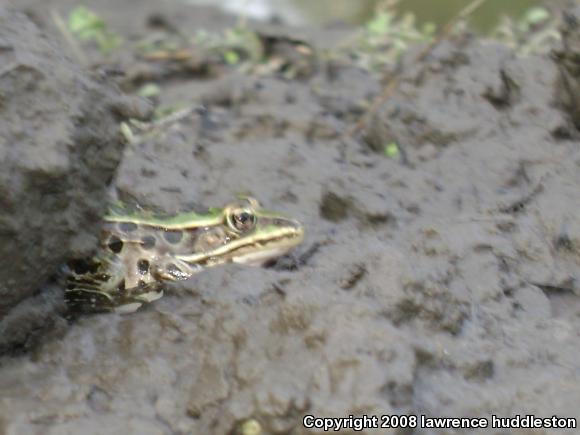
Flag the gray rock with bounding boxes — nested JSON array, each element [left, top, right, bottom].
[[554, 5, 580, 132], [0, 7, 146, 345]]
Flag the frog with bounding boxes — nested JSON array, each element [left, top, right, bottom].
[[65, 197, 304, 314]]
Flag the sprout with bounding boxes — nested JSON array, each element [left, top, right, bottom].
[[137, 83, 161, 99], [384, 142, 400, 158], [68, 6, 121, 54]]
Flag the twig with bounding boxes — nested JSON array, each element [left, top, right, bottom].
[[237, 0, 252, 29], [342, 73, 400, 139], [128, 105, 201, 139], [142, 49, 193, 61], [416, 0, 487, 62], [51, 9, 88, 66], [343, 0, 488, 139]]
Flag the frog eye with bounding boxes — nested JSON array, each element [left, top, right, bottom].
[[227, 208, 256, 233]]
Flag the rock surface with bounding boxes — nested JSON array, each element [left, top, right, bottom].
[[554, 5, 580, 133], [0, 6, 146, 350]]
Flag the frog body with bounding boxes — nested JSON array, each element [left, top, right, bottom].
[[65, 198, 304, 313]]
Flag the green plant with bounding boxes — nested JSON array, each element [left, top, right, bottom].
[[137, 83, 161, 99], [345, 0, 435, 71], [68, 6, 121, 54], [492, 7, 560, 56], [193, 26, 263, 66], [384, 142, 400, 158]]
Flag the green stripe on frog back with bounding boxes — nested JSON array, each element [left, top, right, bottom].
[[105, 209, 225, 229]]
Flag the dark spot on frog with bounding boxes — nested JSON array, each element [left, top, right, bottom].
[[68, 258, 99, 275], [141, 235, 156, 249], [119, 222, 138, 233], [137, 259, 150, 275], [107, 235, 124, 253], [319, 191, 350, 222], [164, 230, 183, 244]]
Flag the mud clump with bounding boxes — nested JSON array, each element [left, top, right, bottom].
[[553, 6, 580, 134], [0, 7, 149, 350], [319, 191, 350, 222]]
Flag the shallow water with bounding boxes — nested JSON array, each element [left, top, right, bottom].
[[181, 0, 542, 31]]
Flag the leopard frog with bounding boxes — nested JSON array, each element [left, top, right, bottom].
[[65, 197, 304, 313]]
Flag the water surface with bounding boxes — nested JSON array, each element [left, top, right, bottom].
[[182, 0, 544, 31]]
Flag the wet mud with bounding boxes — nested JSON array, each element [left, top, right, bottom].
[[0, 6, 152, 352], [1, 0, 580, 434]]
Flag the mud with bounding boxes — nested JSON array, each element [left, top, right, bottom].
[[1, 0, 580, 434], [0, 6, 152, 351]]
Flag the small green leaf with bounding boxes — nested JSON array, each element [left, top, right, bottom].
[[96, 33, 121, 54], [68, 6, 104, 35], [68, 6, 121, 54], [239, 419, 261, 435], [384, 142, 400, 158], [153, 103, 188, 120], [120, 122, 135, 144], [422, 22, 437, 37], [137, 83, 161, 99], [224, 50, 240, 65], [524, 7, 550, 26], [367, 12, 392, 35]]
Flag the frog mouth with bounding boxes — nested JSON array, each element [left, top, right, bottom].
[[230, 232, 305, 266], [176, 224, 304, 266]]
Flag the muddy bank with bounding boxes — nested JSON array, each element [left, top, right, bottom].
[[1, 1, 580, 434], [0, 6, 153, 352]]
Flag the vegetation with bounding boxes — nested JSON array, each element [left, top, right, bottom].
[[193, 27, 263, 66], [345, 0, 435, 71], [68, 6, 121, 54], [65, 1, 561, 72], [384, 142, 400, 158], [493, 7, 560, 55]]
